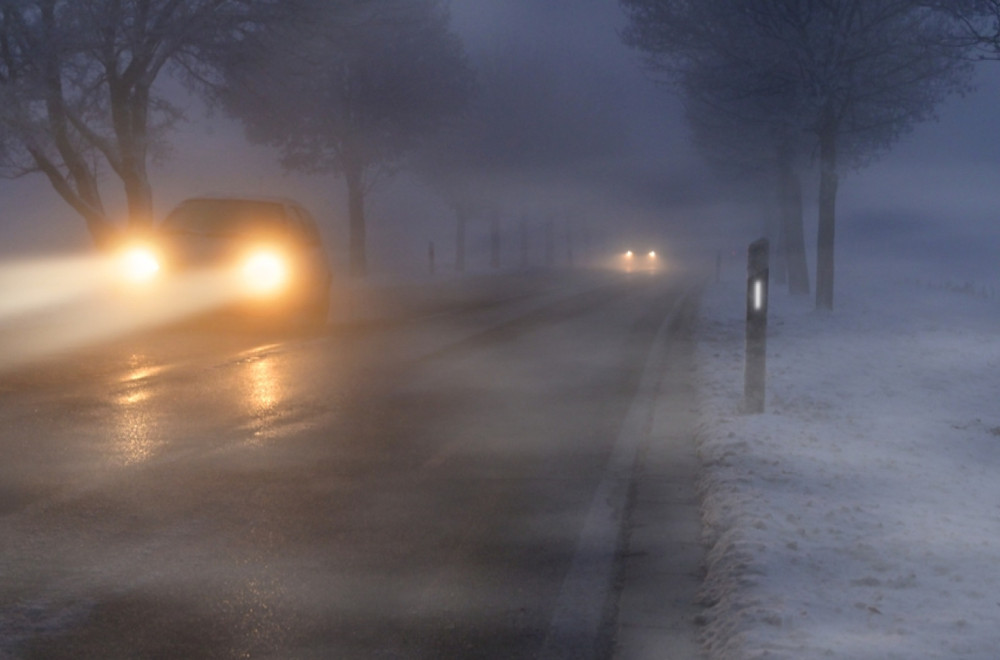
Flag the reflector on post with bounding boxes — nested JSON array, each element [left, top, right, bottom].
[[744, 238, 769, 413]]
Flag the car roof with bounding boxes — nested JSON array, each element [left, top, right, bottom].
[[169, 196, 319, 227], [177, 195, 305, 208]]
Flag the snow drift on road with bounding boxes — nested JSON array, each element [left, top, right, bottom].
[[695, 270, 1000, 659]]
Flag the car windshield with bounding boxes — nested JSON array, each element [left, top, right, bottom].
[[162, 200, 287, 237]]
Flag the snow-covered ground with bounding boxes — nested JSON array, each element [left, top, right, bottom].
[[695, 268, 1000, 659]]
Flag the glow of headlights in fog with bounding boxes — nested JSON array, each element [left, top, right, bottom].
[[242, 251, 287, 294], [119, 247, 160, 283], [0, 254, 255, 372], [625, 250, 633, 258], [0, 256, 110, 317]]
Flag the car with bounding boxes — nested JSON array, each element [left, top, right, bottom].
[[620, 248, 660, 273], [115, 196, 333, 325]]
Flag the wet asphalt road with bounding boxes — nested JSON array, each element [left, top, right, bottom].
[[0, 270, 690, 659]]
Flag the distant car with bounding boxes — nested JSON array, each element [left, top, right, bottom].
[[620, 248, 660, 272], [115, 196, 333, 325]]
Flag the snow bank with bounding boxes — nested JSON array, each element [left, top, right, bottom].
[[695, 269, 1000, 659]]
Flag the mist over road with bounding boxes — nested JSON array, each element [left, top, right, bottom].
[[0, 269, 698, 659]]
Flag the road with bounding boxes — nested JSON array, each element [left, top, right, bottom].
[[0, 269, 698, 659]]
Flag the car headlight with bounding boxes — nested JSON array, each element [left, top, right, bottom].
[[241, 250, 288, 295], [648, 251, 657, 258], [118, 246, 161, 284], [625, 250, 634, 258]]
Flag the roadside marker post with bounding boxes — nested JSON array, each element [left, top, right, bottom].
[[744, 238, 769, 413]]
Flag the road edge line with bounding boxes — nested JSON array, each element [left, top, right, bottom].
[[538, 283, 700, 659]]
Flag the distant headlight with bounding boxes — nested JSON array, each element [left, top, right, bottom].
[[118, 246, 160, 284], [625, 250, 634, 258], [648, 251, 657, 258], [241, 250, 288, 295]]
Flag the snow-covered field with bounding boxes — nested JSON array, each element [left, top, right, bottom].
[[695, 269, 1000, 659]]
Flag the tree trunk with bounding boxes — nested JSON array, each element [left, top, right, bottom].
[[116, 85, 154, 230], [29, 147, 118, 250], [123, 171, 154, 230], [344, 161, 367, 278], [816, 120, 838, 311], [780, 162, 810, 295], [37, 3, 118, 249], [86, 216, 122, 250]]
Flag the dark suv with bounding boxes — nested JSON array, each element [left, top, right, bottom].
[[116, 197, 332, 325]]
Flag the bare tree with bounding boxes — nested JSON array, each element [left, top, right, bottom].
[[410, 86, 488, 274], [922, 1, 1000, 55], [213, 0, 473, 278], [676, 43, 813, 295], [972, 0, 1000, 51], [621, 0, 972, 310], [0, 0, 288, 248]]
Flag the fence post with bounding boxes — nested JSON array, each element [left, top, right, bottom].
[[744, 238, 769, 413]]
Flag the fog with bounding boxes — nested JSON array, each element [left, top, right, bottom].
[[838, 64, 1000, 286], [2, 5, 1000, 654], [0, 254, 290, 371], [1, 1, 998, 283]]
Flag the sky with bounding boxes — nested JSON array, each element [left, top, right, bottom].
[[1, 1, 999, 283]]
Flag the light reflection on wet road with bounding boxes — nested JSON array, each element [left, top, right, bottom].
[[110, 356, 163, 465], [0, 271, 689, 659]]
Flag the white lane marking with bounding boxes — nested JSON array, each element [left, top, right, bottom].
[[539, 292, 686, 660]]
